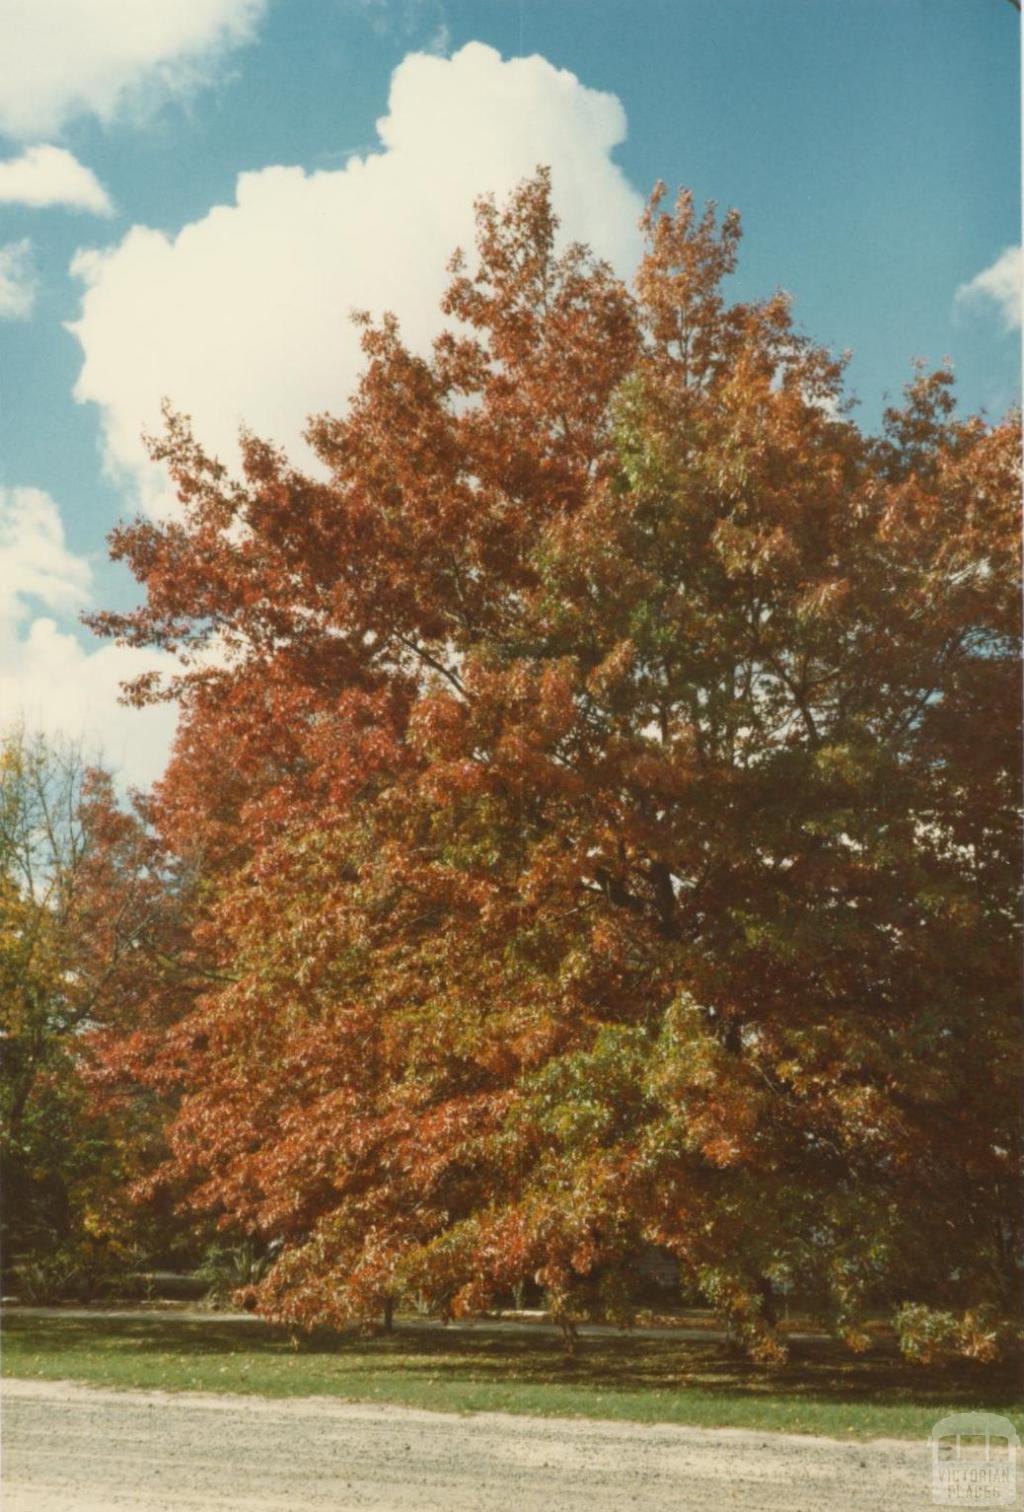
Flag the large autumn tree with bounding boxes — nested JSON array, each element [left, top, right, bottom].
[[90, 173, 1022, 1357]]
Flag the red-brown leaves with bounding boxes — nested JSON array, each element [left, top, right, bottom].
[[88, 172, 1022, 1353]]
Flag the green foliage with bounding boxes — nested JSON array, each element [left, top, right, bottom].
[[197, 1239, 273, 1303], [894, 1304, 1016, 1368], [0, 728, 205, 1287], [8, 1241, 150, 1305]]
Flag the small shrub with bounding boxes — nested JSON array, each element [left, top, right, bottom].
[[11, 1253, 82, 1305], [198, 1239, 271, 1304], [894, 1302, 1011, 1366], [10, 1243, 141, 1305]]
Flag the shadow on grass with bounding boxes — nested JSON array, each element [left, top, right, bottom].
[[5, 1312, 1021, 1414]]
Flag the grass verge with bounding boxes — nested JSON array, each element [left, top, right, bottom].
[[3, 1311, 1021, 1441]]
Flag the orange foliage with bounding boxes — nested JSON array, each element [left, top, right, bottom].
[[88, 173, 1022, 1355]]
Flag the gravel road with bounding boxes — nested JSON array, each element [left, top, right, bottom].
[[3, 1377, 934, 1512]]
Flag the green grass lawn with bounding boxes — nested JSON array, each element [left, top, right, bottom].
[[3, 1311, 1021, 1442]]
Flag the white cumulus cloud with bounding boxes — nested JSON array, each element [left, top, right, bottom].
[[0, 0, 267, 138], [68, 42, 644, 515], [0, 239, 36, 319], [0, 145, 114, 215], [0, 486, 177, 788], [955, 245, 1022, 332]]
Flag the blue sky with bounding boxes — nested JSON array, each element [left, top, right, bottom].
[[0, 0, 1019, 786]]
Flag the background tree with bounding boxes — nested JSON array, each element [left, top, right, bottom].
[[89, 173, 1022, 1357], [0, 728, 200, 1293]]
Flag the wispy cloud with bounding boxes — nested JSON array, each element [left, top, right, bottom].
[[0, 240, 37, 320], [955, 245, 1022, 332], [0, 146, 114, 216], [0, 0, 267, 138], [350, 0, 449, 53], [0, 486, 91, 622], [0, 485, 177, 787]]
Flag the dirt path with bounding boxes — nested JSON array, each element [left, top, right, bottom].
[[3, 1377, 932, 1512]]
